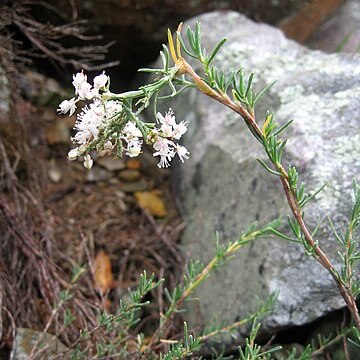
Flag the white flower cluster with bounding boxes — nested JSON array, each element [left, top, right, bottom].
[[58, 71, 115, 168], [57, 71, 108, 117], [58, 71, 189, 170], [151, 110, 189, 168]]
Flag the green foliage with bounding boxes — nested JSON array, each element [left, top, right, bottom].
[[63, 309, 76, 327], [349, 326, 360, 348], [44, 20, 360, 359], [328, 179, 360, 297], [238, 319, 282, 360], [207, 66, 235, 93], [287, 166, 326, 209], [285, 345, 313, 360], [177, 22, 275, 117], [232, 72, 275, 114], [160, 323, 202, 360]]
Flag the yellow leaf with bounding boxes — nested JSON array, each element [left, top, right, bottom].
[[167, 28, 177, 64], [134, 190, 167, 218], [126, 158, 141, 170], [176, 22, 183, 58], [94, 250, 115, 293], [262, 113, 272, 138]]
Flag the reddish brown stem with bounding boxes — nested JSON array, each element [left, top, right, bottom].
[[179, 59, 360, 330], [278, 175, 360, 329]]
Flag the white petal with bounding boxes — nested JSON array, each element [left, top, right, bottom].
[[83, 154, 93, 169], [67, 147, 80, 161], [93, 72, 108, 89]]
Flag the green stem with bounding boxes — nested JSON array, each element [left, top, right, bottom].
[[147, 231, 260, 348], [199, 313, 257, 342]]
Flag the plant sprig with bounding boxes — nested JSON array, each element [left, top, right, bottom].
[[164, 21, 360, 332], [147, 221, 281, 348], [51, 18, 360, 359]]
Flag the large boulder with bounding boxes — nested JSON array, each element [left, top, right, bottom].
[[169, 11, 360, 334]]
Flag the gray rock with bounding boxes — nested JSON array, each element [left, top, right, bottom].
[[13, 327, 68, 359], [168, 12, 360, 335]]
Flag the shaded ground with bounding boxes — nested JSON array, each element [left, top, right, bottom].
[[0, 0, 357, 357], [0, 75, 184, 356]]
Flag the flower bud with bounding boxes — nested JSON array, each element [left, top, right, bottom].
[[126, 140, 142, 157], [83, 154, 93, 169], [57, 98, 77, 116], [67, 147, 80, 161], [72, 71, 87, 90], [93, 72, 108, 89]]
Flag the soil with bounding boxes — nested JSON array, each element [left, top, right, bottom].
[[0, 89, 184, 357]]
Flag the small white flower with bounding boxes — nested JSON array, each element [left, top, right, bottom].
[[83, 154, 93, 169], [72, 71, 87, 90], [90, 100, 105, 117], [67, 147, 81, 161], [160, 122, 174, 138], [123, 122, 142, 140], [172, 121, 188, 140], [72, 71, 97, 99], [156, 154, 174, 168], [72, 100, 104, 145], [126, 139, 142, 157], [64, 74, 190, 169], [157, 109, 188, 141], [93, 71, 108, 89], [153, 138, 174, 156], [175, 144, 189, 162], [157, 109, 176, 127], [58, 98, 77, 116], [105, 100, 122, 118], [153, 138, 175, 168], [77, 81, 93, 100]]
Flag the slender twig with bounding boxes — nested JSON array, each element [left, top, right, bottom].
[[199, 313, 256, 342], [51, 299, 144, 359], [311, 328, 352, 357], [342, 310, 350, 360], [174, 56, 360, 330], [29, 303, 63, 359], [344, 223, 353, 293], [142, 209, 183, 264], [147, 229, 262, 348], [2, 307, 16, 360]]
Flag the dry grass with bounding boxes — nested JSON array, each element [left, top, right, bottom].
[[0, 2, 183, 356]]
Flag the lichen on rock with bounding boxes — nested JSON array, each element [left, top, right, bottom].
[[167, 11, 360, 340]]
